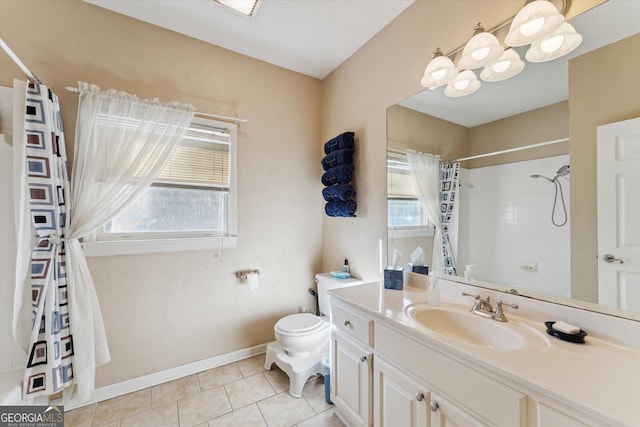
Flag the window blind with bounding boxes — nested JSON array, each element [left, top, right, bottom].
[[387, 152, 417, 198], [156, 123, 230, 189]]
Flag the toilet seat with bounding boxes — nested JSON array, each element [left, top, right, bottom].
[[275, 313, 327, 337]]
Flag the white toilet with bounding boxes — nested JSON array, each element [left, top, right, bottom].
[[264, 273, 363, 398]]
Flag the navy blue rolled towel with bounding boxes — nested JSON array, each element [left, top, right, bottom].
[[321, 164, 354, 186], [322, 184, 356, 202], [324, 132, 355, 154], [322, 148, 354, 171], [325, 200, 357, 217]]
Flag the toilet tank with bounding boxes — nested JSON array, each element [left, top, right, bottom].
[[315, 273, 363, 316]]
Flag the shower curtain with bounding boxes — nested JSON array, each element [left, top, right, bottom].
[[406, 152, 460, 275], [440, 162, 460, 275], [14, 81, 195, 401], [406, 152, 446, 274]]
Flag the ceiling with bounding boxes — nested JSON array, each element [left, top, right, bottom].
[[84, 0, 414, 80], [399, 0, 640, 127]]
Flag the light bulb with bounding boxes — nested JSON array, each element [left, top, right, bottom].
[[471, 46, 490, 61], [519, 17, 545, 37], [492, 60, 511, 73], [541, 35, 565, 53], [454, 79, 470, 90], [431, 69, 447, 80]]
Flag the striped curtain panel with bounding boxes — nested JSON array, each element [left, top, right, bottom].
[[440, 162, 460, 275], [22, 82, 74, 398]]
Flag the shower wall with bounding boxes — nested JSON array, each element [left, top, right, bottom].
[[458, 155, 571, 298]]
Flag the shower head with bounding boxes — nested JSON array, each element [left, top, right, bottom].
[[531, 174, 553, 182], [556, 165, 570, 177]]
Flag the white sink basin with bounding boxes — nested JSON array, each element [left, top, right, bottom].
[[404, 304, 546, 351]]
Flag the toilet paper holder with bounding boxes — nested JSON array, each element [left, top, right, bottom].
[[235, 269, 260, 280]]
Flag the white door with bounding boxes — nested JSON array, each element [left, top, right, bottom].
[[597, 117, 640, 311]]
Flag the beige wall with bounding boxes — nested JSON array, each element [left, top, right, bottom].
[[569, 33, 640, 302], [0, 0, 322, 386], [468, 101, 569, 168]]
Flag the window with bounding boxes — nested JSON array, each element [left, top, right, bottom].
[[387, 151, 434, 238], [83, 117, 237, 256]]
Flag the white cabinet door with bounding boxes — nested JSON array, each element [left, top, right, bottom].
[[332, 331, 372, 427], [374, 357, 429, 427], [597, 116, 640, 311], [430, 392, 488, 427]]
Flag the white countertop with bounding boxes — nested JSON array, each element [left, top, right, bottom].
[[330, 281, 640, 427]]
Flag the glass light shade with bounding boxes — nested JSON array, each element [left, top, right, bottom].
[[505, 0, 565, 47], [480, 48, 525, 82], [421, 55, 459, 88], [444, 70, 481, 97], [458, 32, 504, 69], [526, 23, 582, 62]]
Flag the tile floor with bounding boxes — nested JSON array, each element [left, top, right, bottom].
[[64, 355, 345, 427]]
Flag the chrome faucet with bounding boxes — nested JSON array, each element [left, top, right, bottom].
[[462, 292, 518, 322]]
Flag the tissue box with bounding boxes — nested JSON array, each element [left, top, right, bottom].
[[384, 268, 403, 290], [412, 265, 429, 275]]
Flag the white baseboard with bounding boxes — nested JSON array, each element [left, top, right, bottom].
[[57, 343, 268, 411]]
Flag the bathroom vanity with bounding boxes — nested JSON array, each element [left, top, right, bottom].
[[329, 278, 640, 427]]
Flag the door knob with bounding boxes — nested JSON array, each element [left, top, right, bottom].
[[602, 254, 624, 264], [430, 401, 439, 411], [359, 355, 367, 362], [415, 392, 424, 401]]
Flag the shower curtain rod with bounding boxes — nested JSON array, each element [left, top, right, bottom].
[[0, 37, 42, 85], [445, 137, 569, 163], [388, 137, 568, 161], [64, 87, 248, 125]]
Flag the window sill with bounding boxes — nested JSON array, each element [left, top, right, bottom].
[[387, 227, 435, 239], [82, 236, 238, 257]]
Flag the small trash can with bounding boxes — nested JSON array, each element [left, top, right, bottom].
[[321, 355, 332, 404]]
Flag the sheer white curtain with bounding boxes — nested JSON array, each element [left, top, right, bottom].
[[406, 151, 445, 274], [63, 82, 195, 400]]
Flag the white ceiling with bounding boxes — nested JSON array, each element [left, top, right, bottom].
[[84, 0, 414, 79], [399, 0, 640, 127]]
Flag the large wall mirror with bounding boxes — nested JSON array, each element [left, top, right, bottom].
[[387, 1, 640, 320]]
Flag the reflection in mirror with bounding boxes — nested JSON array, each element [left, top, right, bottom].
[[387, 1, 640, 320]]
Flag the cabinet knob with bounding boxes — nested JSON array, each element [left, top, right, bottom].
[[415, 392, 424, 401], [430, 401, 439, 412], [343, 320, 351, 326], [359, 355, 367, 362]]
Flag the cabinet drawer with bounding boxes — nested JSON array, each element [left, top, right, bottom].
[[332, 302, 373, 346], [376, 322, 525, 427]]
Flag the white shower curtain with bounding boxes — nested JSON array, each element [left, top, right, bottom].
[[406, 151, 446, 274], [14, 81, 195, 401]]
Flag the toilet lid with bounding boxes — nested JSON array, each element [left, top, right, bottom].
[[275, 313, 324, 334]]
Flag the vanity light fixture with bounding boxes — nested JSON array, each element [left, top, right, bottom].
[[480, 48, 525, 82], [215, 0, 261, 17], [444, 70, 481, 97], [504, 0, 565, 47], [420, 0, 579, 97], [420, 48, 459, 88], [526, 22, 582, 62], [458, 24, 504, 69]]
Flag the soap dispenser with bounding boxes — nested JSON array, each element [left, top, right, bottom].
[[464, 265, 475, 282], [427, 275, 440, 307], [343, 259, 350, 274]]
